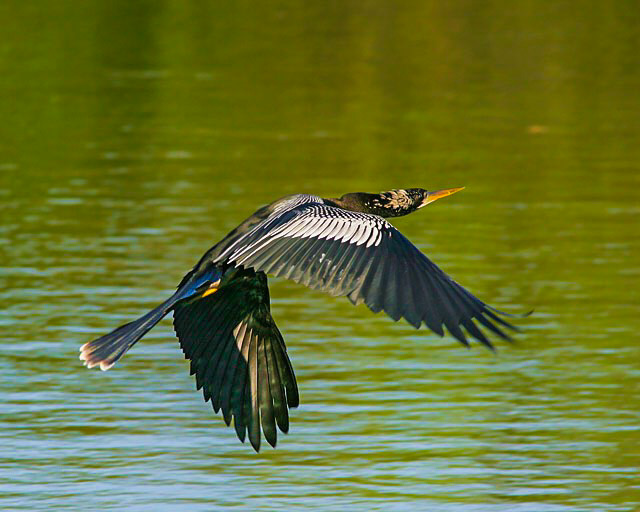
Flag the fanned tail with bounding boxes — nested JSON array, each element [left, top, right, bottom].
[[80, 267, 223, 371], [79, 300, 171, 371]]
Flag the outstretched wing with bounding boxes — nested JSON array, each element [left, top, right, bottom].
[[172, 269, 298, 452], [216, 203, 516, 349]]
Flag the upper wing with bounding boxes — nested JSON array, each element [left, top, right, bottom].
[[217, 203, 517, 349], [173, 269, 298, 452]]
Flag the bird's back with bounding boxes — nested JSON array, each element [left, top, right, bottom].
[[183, 194, 324, 282]]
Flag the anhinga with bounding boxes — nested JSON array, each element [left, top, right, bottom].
[[80, 187, 521, 451]]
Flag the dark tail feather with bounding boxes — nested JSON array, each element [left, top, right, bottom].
[[79, 303, 169, 371], [80, 267, 224, 371]]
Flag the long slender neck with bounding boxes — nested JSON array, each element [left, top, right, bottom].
[[325, 193, 380, 214], [326, 190, 423, 218]]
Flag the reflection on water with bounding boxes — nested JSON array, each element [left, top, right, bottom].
[[1, 1, 639, 511]]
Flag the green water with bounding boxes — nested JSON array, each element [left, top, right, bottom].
[[1, 2, 639, 510]]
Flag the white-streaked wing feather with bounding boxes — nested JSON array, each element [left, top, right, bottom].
[[218, 201, 517, 349]]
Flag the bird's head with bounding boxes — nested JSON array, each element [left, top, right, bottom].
[[333, 187, 465, 218]]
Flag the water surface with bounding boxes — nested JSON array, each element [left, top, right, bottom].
[[1, 2, 639, 511]]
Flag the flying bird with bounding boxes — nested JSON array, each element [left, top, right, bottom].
[[80, 187, 521, 451]]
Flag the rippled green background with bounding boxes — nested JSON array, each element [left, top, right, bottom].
[[1, 2, 639, 511]]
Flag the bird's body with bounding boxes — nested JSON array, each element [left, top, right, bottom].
[[80, 188, 520, 451]]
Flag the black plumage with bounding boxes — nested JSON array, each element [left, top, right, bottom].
[[80, 187, 523, 451], [172, 269, 297, 451]]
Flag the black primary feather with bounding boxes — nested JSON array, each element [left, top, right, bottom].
[[220, 202, 518, 348], [172, 269, 298, 451]]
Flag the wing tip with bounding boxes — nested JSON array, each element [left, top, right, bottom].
[[265, 433, 278, 449], [487, 304, 533, 321], [249, 433, 261, 453]]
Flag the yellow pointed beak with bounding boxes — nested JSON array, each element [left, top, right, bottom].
[[419, 187, 465, 208]]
